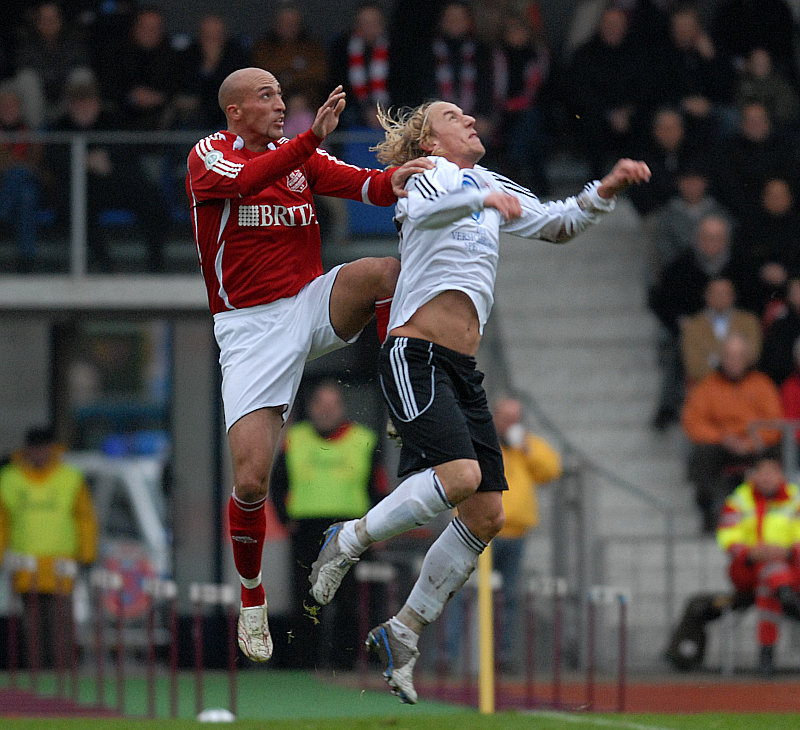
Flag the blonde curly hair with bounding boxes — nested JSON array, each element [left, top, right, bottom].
[[371, 101, 440, 167]]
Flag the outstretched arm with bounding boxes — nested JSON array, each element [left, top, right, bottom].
[[311, 85, 347, 139], [597, 158, 651, 199], [237, 85, 347, 196], [499, 158, 650, 242]]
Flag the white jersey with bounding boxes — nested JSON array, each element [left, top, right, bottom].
[[388, 155, 616, 334]]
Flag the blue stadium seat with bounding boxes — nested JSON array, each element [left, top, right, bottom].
[[98, 209, 137, 226], [34, 208, 56, 226], [340, 130, 397, 236]]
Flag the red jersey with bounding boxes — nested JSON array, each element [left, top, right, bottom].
[[186, 129, 396, 314]]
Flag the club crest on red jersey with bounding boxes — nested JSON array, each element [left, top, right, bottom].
[[287, 169, 307, 192]]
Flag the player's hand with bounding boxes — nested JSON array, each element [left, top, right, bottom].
[[485, 192, 522, 221], [391, 156, 435, 197], [311, 86, 346, 139], [597, 159, 651, 198]]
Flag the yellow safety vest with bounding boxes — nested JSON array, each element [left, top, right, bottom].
[[285, 422, 376, 519], [717, 481, 800, 552], [0, 458, 95, 592]]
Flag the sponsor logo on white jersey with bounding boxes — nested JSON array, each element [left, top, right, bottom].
[[462, 174, 483, 223]]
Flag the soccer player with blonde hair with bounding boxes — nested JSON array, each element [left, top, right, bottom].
[[310, 99, 650, 703]]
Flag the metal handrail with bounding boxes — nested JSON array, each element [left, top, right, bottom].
[[481, 310, 677, 628], [747, 418, 800, 480], [0, 128, 396, 277], [0, 128, 386, 145]]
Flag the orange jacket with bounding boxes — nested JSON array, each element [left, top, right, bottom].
[[681, 369, 783, 448]]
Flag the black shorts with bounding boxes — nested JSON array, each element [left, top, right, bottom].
[[378, 336, 507, 492]]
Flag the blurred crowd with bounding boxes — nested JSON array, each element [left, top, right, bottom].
[[3, 2, 800, 523], [1, 0, 800, 270]]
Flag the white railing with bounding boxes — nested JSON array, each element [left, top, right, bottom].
[[0, 128, 390, 277]]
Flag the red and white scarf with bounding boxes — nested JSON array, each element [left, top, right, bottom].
[[433, 38, 475, 114], [348, 35, 390, 105]]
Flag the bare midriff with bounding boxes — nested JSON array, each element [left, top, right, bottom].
[[390, 290, 481, 356]]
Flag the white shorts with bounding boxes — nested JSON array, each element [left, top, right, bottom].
[[213, 265, 356, 430]]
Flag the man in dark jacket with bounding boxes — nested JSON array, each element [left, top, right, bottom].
[[648, 213, 753, 429], [270, 380, 387, 669], [47, 73, 171, 272]]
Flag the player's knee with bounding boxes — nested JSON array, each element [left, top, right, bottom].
[[233, 472, 268, 503], [485, 508, 505, 540], [462, 503, 504, 543], [440, 460, 482, 503]]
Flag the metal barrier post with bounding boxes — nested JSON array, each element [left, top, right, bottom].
[[525, 576, 567, 709], [169, 589, 179, 718], [143, 577, 178, 719], [552, 581, 564, 709], [190, 582, 238, 720], [617, 591, 628, 713], [54, 559, 78, 699], [5, 554, 38, 690], [588, 585, 631, 713], [115, 579, 125, 714], [69, 135, 88, 276], [190, 584, 204, 718], [524, 588, 536, 708], [89, 568, 123, 710], [585, 591, 596, 711], [226, 595, 238, 719]]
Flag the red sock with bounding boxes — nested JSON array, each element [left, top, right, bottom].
[[375, 296, 393, 343], [228, 494, 266, 607]]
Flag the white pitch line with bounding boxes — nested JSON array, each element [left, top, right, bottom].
[[533, 710, 681, 730]]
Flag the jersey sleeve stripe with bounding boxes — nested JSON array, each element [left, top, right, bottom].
[[197, 138, 218, 157], [413, 174, 441, 200], [214, 160, 244, 175], [187, 169, 203, 265], [361, 178, 372, 205], [194, 139, 244, 178], [315, 148, 368, 171], [208, 163, 241, 179], [489, 171, 537, 199]]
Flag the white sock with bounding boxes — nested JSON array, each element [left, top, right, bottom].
[[388, 616, 419, 649], [406, 517, 487, 625], [365, 468, 453, 543], [337, 519, 365, 557], [239, 571, 262, 590]]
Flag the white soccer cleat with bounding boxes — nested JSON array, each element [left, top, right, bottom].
[[237, 602, 273, 662], [308, 522, 359, 606], [366, 621, 420, 704]]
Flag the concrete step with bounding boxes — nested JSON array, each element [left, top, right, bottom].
[[521, 399, 657, 431], [519, 395, 660, 428], [491, 184, 700, 671], [503, 311, 656, 343], [510, 343, 657, 380]]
